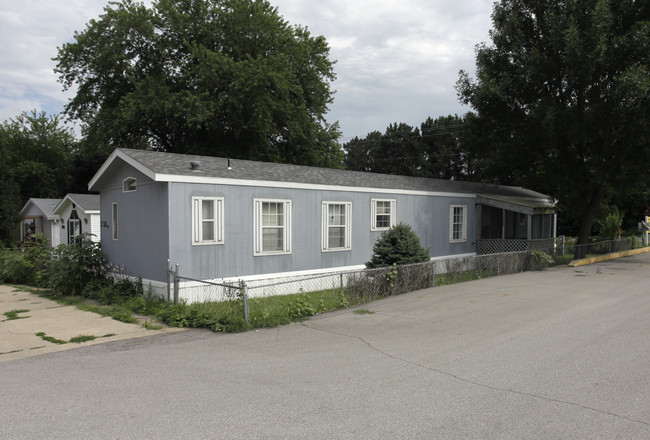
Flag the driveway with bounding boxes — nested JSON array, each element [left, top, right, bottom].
[[0, 254, 649, 439], [0, 285, 181, 362]]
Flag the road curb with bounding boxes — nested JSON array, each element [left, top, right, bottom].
[[568, 246, 650, 267]]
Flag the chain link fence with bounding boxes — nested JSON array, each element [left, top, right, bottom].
[[170, 251, 537, 307], [168, 237, 645, 321], [555, 236, 639, 259]]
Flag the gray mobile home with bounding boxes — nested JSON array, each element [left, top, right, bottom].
[[89, 149, 557, 294]]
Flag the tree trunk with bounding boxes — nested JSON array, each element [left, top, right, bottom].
[[574, 187, 603, 259]]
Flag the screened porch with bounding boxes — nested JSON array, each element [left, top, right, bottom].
[[476, 194, 557, 255]]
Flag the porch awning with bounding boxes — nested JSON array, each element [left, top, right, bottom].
[[477, 194, 557, 216]]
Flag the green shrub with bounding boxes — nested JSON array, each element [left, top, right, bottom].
[[597, 206, 624, 239], [48, 236, 110, 296], [84, 277, 144, 303], [212, 315, 252, 333], [0, 234, 51, 286], [530, 250, 554, 270], [366, 223, 430, 268]]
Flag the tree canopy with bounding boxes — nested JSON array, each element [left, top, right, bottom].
[[0, 111, 77, 244], [343, 115, 474, 180], [457, 0, 650, 246], [54, 0, 342, 167]]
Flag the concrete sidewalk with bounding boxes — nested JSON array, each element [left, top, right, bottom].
[[0, 285, 182, 363]]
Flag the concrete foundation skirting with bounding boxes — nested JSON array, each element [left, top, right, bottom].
[[568, 246, 650, 267]]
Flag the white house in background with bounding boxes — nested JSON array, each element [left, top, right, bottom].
[[19, 198, 62, 247], [53, 194, 101, 244]]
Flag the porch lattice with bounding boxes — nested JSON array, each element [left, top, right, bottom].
[[477, 238, 555, 255]]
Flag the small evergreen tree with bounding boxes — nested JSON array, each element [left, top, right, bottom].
[[366, 223, 430, 268]]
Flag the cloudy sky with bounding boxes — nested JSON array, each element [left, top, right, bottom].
[[0, 0, 494, 142]]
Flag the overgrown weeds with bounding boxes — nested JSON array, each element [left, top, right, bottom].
[[6, 234, 636, 334]]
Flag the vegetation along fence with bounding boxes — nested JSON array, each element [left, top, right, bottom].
[[167, 237, 642, 322], [168, 250, 549, 320]]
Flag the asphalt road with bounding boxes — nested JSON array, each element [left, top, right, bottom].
[[1, 254, 649, 439]]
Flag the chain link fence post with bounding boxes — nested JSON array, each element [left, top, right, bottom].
[[240, 280, 249, 322], [173, 264, 179, 304], [166, 259, 172, 302]]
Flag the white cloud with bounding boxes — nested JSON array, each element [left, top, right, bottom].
[[272, 0, 493, 138], [0, 0, 494, 141]]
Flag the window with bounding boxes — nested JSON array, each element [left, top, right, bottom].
[[450, 205, 467, 242], [322, 202, 351, 251], [192, 197, 224, 245], [254, 199, 291, 255], [68, 210, 81, 244], [112, 203, 118, 240], [122, 177, 137, 192], [371, 199, 395, 230]]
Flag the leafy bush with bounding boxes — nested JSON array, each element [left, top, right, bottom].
[[48, 236, 110, 296], [530, 250, 554, 270], [212, 315, 252, 333], [366, 223, 430, 268], [0, 234, 51, 286], [83, 276, 144, 303], [597, 206, 623, 239]]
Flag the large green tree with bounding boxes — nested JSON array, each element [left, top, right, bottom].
[[343, 115, 474, 180], [0, 111, 76, 244], [457, 0, 650, 250], [54, 0, 342, 167], [420, 115, 474, 180]]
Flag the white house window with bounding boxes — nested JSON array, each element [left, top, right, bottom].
[[112, 203, 118, 240], [322, 202, 351, 251], [254, 199, 291, 255], [192, 197, 224, 245], [371, 199, 395, 231], [122, 177, 137, 192], [450, 205, 467, 242], [68, 210, 81, 244]]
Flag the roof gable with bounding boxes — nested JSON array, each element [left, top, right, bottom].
[[20, 198, 61, 220], [54, 194, 101, 215]]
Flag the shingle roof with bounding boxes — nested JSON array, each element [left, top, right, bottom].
[[20, 198, 61, 220], [90, 148, 555, 205], [65, 194, 100, 212]]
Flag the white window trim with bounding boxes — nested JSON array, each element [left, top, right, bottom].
[[450, 205, 467, 243], [122, 177, 137, 193], [371, 198, 396, 231], [112, 202, 118, 240], [322, 201, 352, 252], [192, 196, 224, 246], [254, 199, 292, 256]]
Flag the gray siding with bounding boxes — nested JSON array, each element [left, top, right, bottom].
[[99, 164, 169, 282], [168, 183, 476, 281]]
